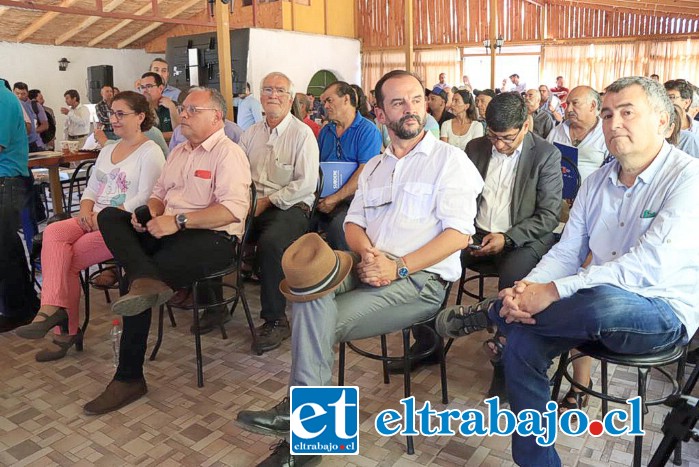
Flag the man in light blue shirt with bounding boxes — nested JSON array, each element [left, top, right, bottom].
[[236, 82, 263, 130], [438, 76, 699, 467]]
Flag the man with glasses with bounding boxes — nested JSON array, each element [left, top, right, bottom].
[[238, 72, 319, 354], [85, 88, 251, 415], [315, 81, 382, 250], [665, 79, 699, 135], [439, 75, 699, 467], [138, 72, 179, 142], [236, 69, 483, 467], [408, 92, 563, 393]]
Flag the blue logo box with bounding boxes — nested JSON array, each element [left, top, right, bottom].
[[290, 386, 359, 455]]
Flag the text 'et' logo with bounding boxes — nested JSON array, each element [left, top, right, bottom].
[[290, 386, 359, 455]]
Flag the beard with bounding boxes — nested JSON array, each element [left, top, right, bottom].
[[387, 113, 426, 140]]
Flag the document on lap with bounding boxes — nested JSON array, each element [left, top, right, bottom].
[[320, 161, 358, 197]]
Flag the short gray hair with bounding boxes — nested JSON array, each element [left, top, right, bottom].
[[189, 86, 227, 120], [605, 76, 673, 128], [259, 72, 295, 100]]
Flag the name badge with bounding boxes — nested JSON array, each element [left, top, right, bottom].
[[194, 170, 212, 179], [640, 209, 657, 219]]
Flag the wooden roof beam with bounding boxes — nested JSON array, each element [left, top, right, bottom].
[[116, 0, 201, 48], [16, 0, 80, 41], [0, 0, 212, 27], [88, 2, 152, 46], [55, 0, 128, 45], [551, 0, 699, 15]]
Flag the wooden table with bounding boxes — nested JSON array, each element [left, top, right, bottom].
[[28, 151, 98, 215]]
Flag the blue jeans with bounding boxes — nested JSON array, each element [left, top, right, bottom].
[[489, 285, 686, 467]]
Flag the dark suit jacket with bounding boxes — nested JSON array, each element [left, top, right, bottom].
[[465, 132, 563, 257]]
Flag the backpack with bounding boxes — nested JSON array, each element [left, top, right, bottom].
[[31, 101, 56, 145]]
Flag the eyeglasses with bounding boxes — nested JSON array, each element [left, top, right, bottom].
[[176, 105, 219, 115], [364, 158, 395, 209], [107, 110, 136, 120], [138, 84, 159, 91], [261, 87, 290, 97], [335, 137, 345, 161], [486, 126, 524, 144]]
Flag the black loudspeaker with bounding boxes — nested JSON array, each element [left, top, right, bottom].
[[87, 65, 114, 104]]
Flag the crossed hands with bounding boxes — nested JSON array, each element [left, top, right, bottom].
[[497, 280, 560, 325], [78, 209, 99, 232], [356, 246, 397, 288], [130, 211, 178, 239]]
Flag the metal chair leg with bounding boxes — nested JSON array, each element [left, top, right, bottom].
[[402, 327, 414, 455], [192, 284, 204, 388], [149, 305, 165, 361], [437, 336, 449, 404], [550, 352, 569, 401], [634, 367, 649, 467], [338, 342, 346, 386], [167, 305, 177, 327], [381, 334, 390, 384], [601, 360, 609, 416]]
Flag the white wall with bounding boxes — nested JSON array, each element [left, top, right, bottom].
[[0, 42, 159, 135], [247, 29, 361, 95]]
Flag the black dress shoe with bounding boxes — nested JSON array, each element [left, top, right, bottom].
[[258, 440, 320, 467], [386, 343, 441, 374], [237, 397, 290, 437]]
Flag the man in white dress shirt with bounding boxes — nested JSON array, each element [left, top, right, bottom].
[[439, 76, 699, 467], [236, 69, 483, 467], [547, 86, 609, 181], [238, 72, 319, 354], [61, 89, 91, 148]]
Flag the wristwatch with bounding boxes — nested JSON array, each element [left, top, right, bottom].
[[175, 213, 188, 231], [396, 257, 409, 279], [503, 234, 515, 249]]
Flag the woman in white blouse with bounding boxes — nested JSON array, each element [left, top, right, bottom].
[[440, 89, 484, 150], [16, 91, 165, 361]]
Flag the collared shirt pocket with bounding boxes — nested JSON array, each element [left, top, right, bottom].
[[400, 182, 434, 221], [268, 161, 294, 186]]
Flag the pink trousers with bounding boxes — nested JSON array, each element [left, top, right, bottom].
[[40, 218, 113, 335]]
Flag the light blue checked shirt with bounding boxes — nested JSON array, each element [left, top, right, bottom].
[[526, 142, 699, 336]]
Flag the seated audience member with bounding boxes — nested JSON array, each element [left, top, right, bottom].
[[95, 121, 169, 159], [502, 74, 527, 94], [84, 88, 251, 414], [664, 79, 699, 135], [406, 92, 562, 386], [525, 89, 554, 139], [61, 89, 91, 148], [316, 81, 382, 250], [237, 82, 263, 130], [650, 73, 660, 81], [293, 93, 320, 138], [461, 75, 473, 91], [475, 89, 496, 132], [351, 84, 374, 120], [440, 88, 484, 150], [434, 72, 449, 90], [670, 104, 699, 157], [29, 89, 56, 149], [13, 82, 47, 152], [168, 91, 242, 152], [95, 85, 117, 140], [138, 72, 179, 141], [0, 78, 38, 332], [538, 84, 564, 123], [239, 72, 319, 353], [236, 69, 483, 466], [547, 86, 609, 181], [550, 75, 570, 105], [428, 88, 454, 128], [15, 92, 165, 362], [437, 76, 699, 467]]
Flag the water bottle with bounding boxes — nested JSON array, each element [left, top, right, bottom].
[[110, 318, 122, 368]]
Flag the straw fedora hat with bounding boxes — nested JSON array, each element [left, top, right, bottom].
[[279, 233, 354, 303]]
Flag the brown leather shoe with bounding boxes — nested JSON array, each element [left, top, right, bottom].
[[256, 319, 291, 353], [83, 379, 148, 415], [112, 278, 175, 316]]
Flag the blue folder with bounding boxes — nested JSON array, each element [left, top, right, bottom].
[[554, 143, 580, 200], [320, 162, 358, 197]]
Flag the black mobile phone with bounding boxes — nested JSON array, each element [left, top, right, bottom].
[[468, 243, 482, 250], [134, 205, 152, 226]]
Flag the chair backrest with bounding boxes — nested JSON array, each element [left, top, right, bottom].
[[236, 183, 258, 275], [561, 156, 581, 203], [309, 167, 324, 220], [66, 159, 96, 213]]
